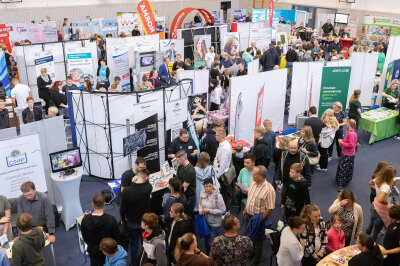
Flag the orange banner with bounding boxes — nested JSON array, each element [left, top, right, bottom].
[[137, 0, 157, 35]]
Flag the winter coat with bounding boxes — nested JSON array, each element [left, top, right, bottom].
[[251, 137, 268, 166], [138, 226, 167, 266]]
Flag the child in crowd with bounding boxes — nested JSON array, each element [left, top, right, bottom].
[[326, 215, 345, 254], [139, 75, 154, 91], [273, 135, 290, 185], [169, 70, 178, 85], [232, 142, 244, 177], [47, 106, 58, 118], [263, 119, 276, 169], [281, 163, 310, 220]]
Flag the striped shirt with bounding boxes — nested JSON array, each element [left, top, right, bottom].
[[246, 180, 275, 215]]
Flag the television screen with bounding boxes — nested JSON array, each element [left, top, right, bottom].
[[335, 13, 349, 24], [49, 147, 82, 173], [221, 1, 231, 9], [140, 55, 154, 67]]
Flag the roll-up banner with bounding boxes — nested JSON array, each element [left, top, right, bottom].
[[34, 50, 56, 80], [137, 0, 157, 35], [0, 51, 10, 97], [66, 48, 95, 88], [42, 21, 58, 43], [112, 44, 130, 92]]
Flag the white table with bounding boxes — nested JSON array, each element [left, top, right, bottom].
[[50, 167, 83, 231]]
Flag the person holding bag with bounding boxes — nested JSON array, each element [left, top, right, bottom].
[[298, 126, 319, 174], [317, 109, 339, 171]]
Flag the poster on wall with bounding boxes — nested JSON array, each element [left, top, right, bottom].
[[234, 9, 247, 22], [41, 21, 58, 43], [266, 9, 296, 29], [193, 35, 212, 62], [156, 16, 166, 33], [112, 44, 130, 92], [62, 25, 70, 41], [249, 28, 272, 52], [159, 39, 184, 62], [347, 16, 358, 38], [66, 48, 95, 88], [252, 9, 267, 23], [34, 50, 56, 80], [71, 20, 101, 39], [318, 67, 351, 117], [118, 13, 143, 36], [8, 23, 45, 44], [0, 133, 47, 199], [222, 32, 240, 57], [0, 51, 10, 97], [101, 19, 118, 38], [188, 93, 208, 139]]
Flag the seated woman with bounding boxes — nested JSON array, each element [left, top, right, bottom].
[[174, 233, 216, 266], [148, 70, 161, 89], [382, 79, 399, 110], [138, 75, 154, 91], [83, 80, 93, 91], [0, 195, 12, 241], [328, 189, 363, 246], [50, 81, 68, 116], [348, 234, 383, 266]]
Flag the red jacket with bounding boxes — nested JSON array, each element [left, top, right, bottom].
[[326, 227, 345, 254]]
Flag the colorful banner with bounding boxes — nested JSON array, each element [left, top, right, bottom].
[[233, 9, 247, 22], [8, 23, 45, 44], [266, 9, 296, 29], [159, 39, 184, 62], [255, 85, 264, 128], [42, 21, 58, 43], [118, 15, 142, 37], [101, 19, 118, 38], [62, 25, 70, 41], [170, 8, 213, 39], [223, 32, 240, 57], [0, 51, 10, 97], [112, 44, 130, 92], [212, 10, 222, 24], [137, 0, 157, 35], [66, 48, 95, 88], [71, 21, 101, 39], [252, 9, 267, 23], [318, 67, 351, 117], [34, 50, 56, 80], [0, 25, 12, 53], [363, 16, 400, 45], [269, 0, 273, 27]]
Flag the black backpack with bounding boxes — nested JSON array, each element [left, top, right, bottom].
[[266, 224, 287, 256]]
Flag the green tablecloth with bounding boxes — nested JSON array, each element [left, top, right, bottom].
[[359, 107, 400, 144]]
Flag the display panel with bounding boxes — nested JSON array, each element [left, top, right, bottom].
[[49, 147, 82, 173], [335, 13, 349, 24], [140, 55, 154, 67]]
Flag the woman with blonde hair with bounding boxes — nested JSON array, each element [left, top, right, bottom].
[[174, 233, 216, 265], [298, 126, 319, 172], [194, 38, 207, 61], [317, 109, 339, 171], [300, 204, 328, 265], [329, 102, 347, 160], [348, 89, 362, 129], [382, 79, 399, 110]]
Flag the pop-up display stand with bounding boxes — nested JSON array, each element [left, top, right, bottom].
[[135, 51, 165, 89]]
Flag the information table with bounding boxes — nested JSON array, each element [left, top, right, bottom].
[[317, 244, 386, 266], [359, 107, 400, 144]]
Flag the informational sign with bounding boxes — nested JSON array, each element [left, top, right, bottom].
[[0, 51, 10, 97], [8, 23, 45, 44], [212, 10, 222, 24], [62, 25, 70, 41], [42, 21, 58, 43], [0, 24, 12, 53], [249, 28, 272, 52], [347, 16, 358, 38], [165, 98, 188, 130], [133, 34, 159, 52], [66, 48, 95, 88], [0, 133, 47, 199], [71, 21, 101, 39], [318, 67, 352, 117], [34, 50, 56, 80], [193, 34, 212, 62], [252, 9, 267, 23], [101, 19, 118, 38], [223, 32, 240, 57], [159, 39, 184, 62], [233, 9, 247, 22], [112, 44, 130, 91], [137, 0, 157, 35], [363, 16, 400, 45]]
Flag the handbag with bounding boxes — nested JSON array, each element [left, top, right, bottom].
[[194, 214, 210, 239], [308, 152, 320, 165]]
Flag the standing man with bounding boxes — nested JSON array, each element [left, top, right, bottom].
[[166, 43, 177, 62], [278, 16, 286, 24], [168, 128, 198, 165], [172, 54, 183, 71], [304, 106, 324, 144], [260, 43, 281, 72], [205, 46, 216, 69], [203, 119, 225, 163], [214, 128, 232, 198], [184, 58, 194, 70], [17, 181, 56, 243], [175, 150, 197, 217], [229, 57, 239, 76], [62, 75, 77, 93], [158, 57, 170, 86], [81, 194, 120, 266], [296, 22, 307, 41], [321, 19, 334, 37], [236, 61, 247, 76], [131, 25, 141, 36], [0, 98, 9, 129], [243, 165, 275, 265], [11, 78, 31, 123], [120, 157, 146, 192], [285, 43, 298, 83], [220, 52, 232, 69], [249, 41, 257, 57], [120, 170, 152, 265]]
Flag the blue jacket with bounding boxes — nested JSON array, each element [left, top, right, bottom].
[[158, 63, 170, 85], [246, 213, 272, 242], [104, 245, 127, 266], [275, 150, 312, 187], [263, 131, 276, 159]]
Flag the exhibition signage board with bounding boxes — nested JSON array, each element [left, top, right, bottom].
[[133, 34, 160, 52], [101, 19, 118, 38], [0, 133, 47, 199], [71, 21, 101, 39], [34, 50, 56, 80], [363, 16, 400, 45], [266, 9, 296, 29], [7, 23, 45, 44], [112, 44, 130, 91], [222, 32, 240, 57], [66, 48, 95, 88], [233, 9, 247, 22], [252, 9, 267, 23], [159, 39, 184, 62], [0, 51, 10, 97], [117, 14, 143, 36], [212, 11, 222, 24], [42, 21, 58, 43], [165, 98, 189, 159], [347, 16, 358, 38], [249, 28, 272, 52], [137, 0, 157, 35], [318, 67, 351, 117], [0, 25, 12, 52]]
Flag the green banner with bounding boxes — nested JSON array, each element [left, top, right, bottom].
[[318, 67, 352, 117], [194, 61, 207, 70]]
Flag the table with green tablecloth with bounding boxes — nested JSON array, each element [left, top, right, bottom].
[[359, 107, 400, 144]]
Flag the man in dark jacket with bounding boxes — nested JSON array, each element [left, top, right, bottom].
[[0, 98, 9, 129], [22, 96, 42, 124], [329, 37, 342, 53], [260, 43, 281, 72], [81, 193, 120, 266], [251, 127, 268, 166], [285, 43, 298, 82], [202, 119, 224, 162], [304, 106, 324, 144]]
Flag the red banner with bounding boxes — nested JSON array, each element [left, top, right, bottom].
[[0, 25, 12, 53], [269, 0, 274, 27], [137, 0, 157, 35], [255, 85, 265, 128], [170, 8, 214, 39]]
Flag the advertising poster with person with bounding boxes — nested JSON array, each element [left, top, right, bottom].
[[234, 9, 247, 22], [188, 93, 208, 139], [193, 35, 211, 62], [249, 28, 272, 52], [112, 44, 130, 91], [34, 50, 56, 80], [101, 19, 118, 38], [159, 39, 184, 62], [71, 21, 101, 39], [223, 32, 240, 57], [66, 47, 95, 88]]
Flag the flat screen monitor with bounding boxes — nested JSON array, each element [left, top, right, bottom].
[[335, 13, 349, 24], [49, 147, 82, 173], [140, 54, 154, 67]]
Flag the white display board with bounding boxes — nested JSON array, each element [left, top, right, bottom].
[[247, 58, 260, 75], [66, 47, 96, 88], [34, 50, 56, 79], [112, 44, 130, 91], [165, 98, 188, 130], [0, 133, 47, 199], [178, 70, 209, 95], [159, 39, 184, 62], [229, 70, 286, 145], [249, 28, 272, 53]]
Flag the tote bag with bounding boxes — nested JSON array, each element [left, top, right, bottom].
[[194, 214, 210, 238]]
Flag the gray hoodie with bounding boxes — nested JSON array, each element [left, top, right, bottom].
[[199, 188, 226, 227]]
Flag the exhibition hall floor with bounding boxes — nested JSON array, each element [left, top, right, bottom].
[[53, 128, 400, 266]]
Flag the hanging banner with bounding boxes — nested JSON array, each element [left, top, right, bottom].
[[252, 9, 267, 23], [71, 21, 101, 39], [0, 51, 10, 97], [8, 23, 45, 44], [0, 25, 12, 53], [34, 50, 56, 80], [66, 48, 95, 88], [269, 0, 274, 27], [318, 67, 351, 117], [0, 133, 47, 199], [255, 85, 264, 128], [223, 32, 240, 57], [137, 0, 157, 35], [234, 9, 247, 22], [41, 21, 58, 43], [101, 19, 118, 38], [159, 39, 184, 62], [112, 44, 130, 92], [249, 28, 272, 53], [118, 14, 142, 37]]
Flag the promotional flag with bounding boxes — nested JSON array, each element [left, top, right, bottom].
[[137, 0, 157, 35], [269, 0, 274, 27]]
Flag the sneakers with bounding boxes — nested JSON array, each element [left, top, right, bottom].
[[316, 165, 327, 171]]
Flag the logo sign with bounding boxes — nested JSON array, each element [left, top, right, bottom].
[[255, 85, 265, 128], [137, 0, 157, 35], [6, 150, 28, 167]]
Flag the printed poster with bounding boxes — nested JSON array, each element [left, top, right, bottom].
[[41, 21, 58, 43], [223, 32, 240, 57], [66, 48, 95, 88], [212, 11, 222, 24], [318, 67, 351, 117], [0, 51, 11, 97], [101, 19, 118, 38], [112, 44, 130, 91], [118, 14, 143, 37], [188, 93, 208, 139], [249, 28, 272, 53], [193, 35, 212, 62], [252, 9, 267, 23], [71, 21, 101, 39], [7, 23, 45, 44], [234, 9, 247, 22], [156, 16, 165, 33], [62, 25, 70, 41], [34, 50, 56, 80], [159, 39, 184, 62]]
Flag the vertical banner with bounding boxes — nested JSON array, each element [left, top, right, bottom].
[[0, 25, 12, 53], [34, 50, 56, 80], [159, 39, 184, 62], [234, 9, 247, 22], [0, 51, 10, 97], [255, 85, 264, 128], [66, 48, 95, 88], [223, 32, 240, 57], [269, 0, 274, 27], [62, 25, 70, 41], [101, 19, 118, 38], [42, 21, 58, 43], [318, 67, 351, 117], [0, 133, 47, 199], [112, 44, 130, 91], [137, 0, 157, 35]]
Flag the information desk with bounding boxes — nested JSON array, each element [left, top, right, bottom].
[[359, 107, 400, 144], [50, 167, 83, 231], [317, 244, 386, 266]]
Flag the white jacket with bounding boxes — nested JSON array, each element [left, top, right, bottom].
[[319, 127, 338, 148]]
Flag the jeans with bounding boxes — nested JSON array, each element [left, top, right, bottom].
[[365, 205, 384, 241], [185, 195, 196, 218], [128, 221, 143, 265], [205, 225, 220, 255], [286, 61, 293, 81], [263, 66, 274, 72]]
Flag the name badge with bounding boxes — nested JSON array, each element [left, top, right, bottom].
[[188, 146, 193, 149]]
